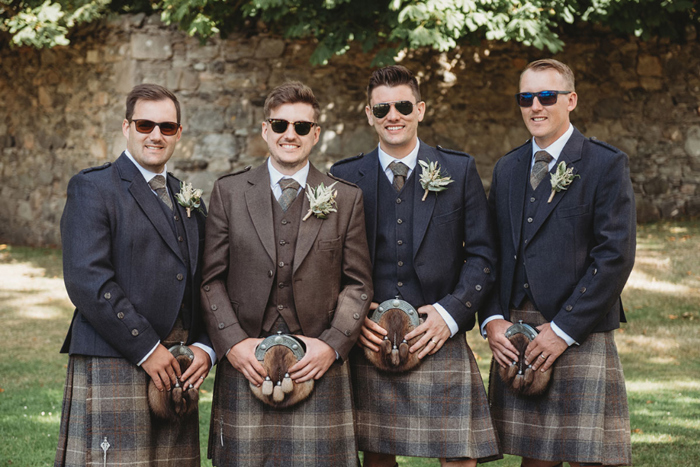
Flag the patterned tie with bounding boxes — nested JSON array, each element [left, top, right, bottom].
[[148, 175, 173, 210], [278, 178, 301, 212], [530, 150, 553, 190], [388, 161, 409, 192]]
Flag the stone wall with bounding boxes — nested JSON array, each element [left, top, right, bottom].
[[1, 15, 699, 246]]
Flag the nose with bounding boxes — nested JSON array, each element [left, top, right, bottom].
[[531, 96, 544, 111], [385, 103, 402, 120], [282, 122, 297, 138], [148, 125, 163, 139]]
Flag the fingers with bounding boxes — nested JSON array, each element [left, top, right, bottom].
[[364, 317, 387, 336], [359, 323, 385, 351], [417, 337, 444, 359], [227, 339, 267, 386]]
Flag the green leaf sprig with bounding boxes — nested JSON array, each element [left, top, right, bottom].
[[418, 159, 454, 201], [303, 182, 338, 221], [548, 161, 580, 203], [175, 181, 204, 217]]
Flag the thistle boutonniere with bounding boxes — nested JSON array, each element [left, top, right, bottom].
[[548, 161, 580, 203], [303, 182, 338, 221], [175, 181, 204, 217], [418, 159, 454, 201]]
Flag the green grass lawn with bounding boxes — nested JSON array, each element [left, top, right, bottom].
[[1, 221, 699, 466]]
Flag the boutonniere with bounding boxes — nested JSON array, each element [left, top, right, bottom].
[[175, 181, 204, 217], [418, 159, 454, 201], [548, 161, 580, 203], [303, 182, 338, 221]]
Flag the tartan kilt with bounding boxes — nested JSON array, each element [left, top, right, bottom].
[[55, 355, 201, 467], [208, 358, 358, 467], [351, 335, 501, 461], [488, 307, 632, 466]]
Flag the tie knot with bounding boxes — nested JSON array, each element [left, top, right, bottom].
[[279, 178, 301, 192], [148, 175, 167, 191], [534, 151, 553, 164], [388, 161, 409, 178]]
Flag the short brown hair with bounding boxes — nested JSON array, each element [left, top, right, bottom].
[[125, 84, 181, 123], [520, 59, 575, 91], [367, 65, 421, 104], [264, 81, 320, 121]]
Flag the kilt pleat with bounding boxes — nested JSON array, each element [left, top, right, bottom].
[[351, 335, 501, 461], [488, 308, 632, 466], [209, 359, 358, 467], [55, 356, 201, 466]]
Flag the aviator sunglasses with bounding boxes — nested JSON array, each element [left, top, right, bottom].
[[515, 91, 572, 108], [131, 119, 180, 136], [371, 100, 417, 119], [267, 119, 318, 136]]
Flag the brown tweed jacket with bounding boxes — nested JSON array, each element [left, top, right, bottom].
[[201, 162, 373, 360]]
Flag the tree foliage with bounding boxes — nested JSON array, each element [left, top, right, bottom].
[[1, 0, 697, 64]]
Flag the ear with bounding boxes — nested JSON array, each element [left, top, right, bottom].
[[567, 92, 578, 112], [122, 119, 130, 139], [416, 101, 426, 122], [311, 124, 321, 146], [365, 105, 374, 126], [261, 120, 269, 143]]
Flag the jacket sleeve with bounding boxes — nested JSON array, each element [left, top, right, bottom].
[[61, 174, 161, 364], [551, 150, 636, 342], [436, 157, 498, 331], [317, 188, 373, 360], [200, 180, 250, 359]]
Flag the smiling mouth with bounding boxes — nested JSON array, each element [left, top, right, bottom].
[[145, 145, 164, 150], [280, 143, 299, 149], [531, 117, 547, 122], [386, 125, 404, 131]]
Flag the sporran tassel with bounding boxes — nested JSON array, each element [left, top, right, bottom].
[[281, 373, 294, 394]]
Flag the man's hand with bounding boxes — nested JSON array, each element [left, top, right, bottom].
[[405, 305, 451, 359], [485, 319, 519, 368], [142, 344, 181, 392], [227, 338, 266, 386], [357, 302, 388, 352], [288, 336, 336, 383], [524, 323, 568, 372], [180, 345, 212, 390]]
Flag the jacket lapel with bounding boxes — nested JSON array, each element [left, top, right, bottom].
[[528, 129, 585, 240], [293, 164, 325, 274], [354, 150, 379, 265], [508, 143, 531, 252], [412, 142, 437, 258], [117, 154, 183, 261], [245, 163, 276, 264], [167, 175, 200, 276]]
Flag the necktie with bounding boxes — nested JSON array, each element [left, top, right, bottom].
[[388, 161, 409, 192], [278, 178, 301, 212], [530, 151, 553, 190], [148, 175, 173, 210]]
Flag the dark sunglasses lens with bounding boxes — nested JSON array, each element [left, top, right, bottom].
[[158, 122, 179, 135], [372, 103, 390, 119], [293, 122, 313, 136], [537, 91, 558, 106], [270, 120, 289, 133], [394, 101, 414, 115], [516, 93, 534, 107], [134, 120, 156, 133]]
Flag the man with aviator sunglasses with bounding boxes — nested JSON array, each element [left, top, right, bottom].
[[56, 84, 214, 466], [332, 65, 500, 466], [483, 59, 635, 467], [201, 81, 372, 466]]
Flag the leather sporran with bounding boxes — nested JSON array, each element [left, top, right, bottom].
[[249, 333, 314, 408], [497, 321, 553, 396], [147, 343, 199, 420], [364, 298, 424, 372]]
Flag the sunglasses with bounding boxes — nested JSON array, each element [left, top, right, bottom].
[[267, 119, 318, 136], [371, 100, 417, 119], [131, 119, 180, 136], [515, 91, 572, 107]]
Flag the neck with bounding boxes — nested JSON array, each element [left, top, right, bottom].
[[380, 138, 418, 160]]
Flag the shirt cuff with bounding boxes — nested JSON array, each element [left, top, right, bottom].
[[550, 321, 578, 346], [192, 342, 217, 366], [480, 315, 505, 338], [137, 341, 160, 366], [433, 302, 459, 337]]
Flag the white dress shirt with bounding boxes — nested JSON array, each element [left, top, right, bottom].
[[376, 140, 460, 338]]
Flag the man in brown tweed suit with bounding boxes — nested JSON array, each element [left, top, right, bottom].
[[201, 81, 373, 466]]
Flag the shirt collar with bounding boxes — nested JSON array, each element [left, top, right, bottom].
[[268, 158, 310, 190], [377, 138, 420, 172], [531, 123, 574, 163], [124, 149, 167, 184]]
